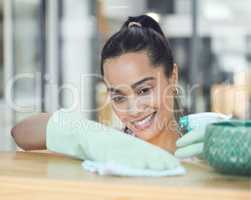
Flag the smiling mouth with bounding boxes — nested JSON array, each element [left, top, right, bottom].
[[131, 111, 157, 130]]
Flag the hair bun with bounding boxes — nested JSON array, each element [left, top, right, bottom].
[[123, 15, 165, 37], [128, 21, 142, 28]]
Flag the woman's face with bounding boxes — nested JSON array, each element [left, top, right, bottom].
[[103, 51, 178, 141]]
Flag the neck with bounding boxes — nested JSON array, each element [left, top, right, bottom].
[[148, 119, 180, 154]]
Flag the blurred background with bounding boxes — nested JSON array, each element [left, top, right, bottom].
[[0, 0, 251, 150]]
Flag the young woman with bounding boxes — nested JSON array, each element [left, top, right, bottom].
[[100, 15, 183, 153], [11, 15, 211, 156]]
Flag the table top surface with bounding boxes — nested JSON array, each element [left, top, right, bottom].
[[0, 151, 250, 200]]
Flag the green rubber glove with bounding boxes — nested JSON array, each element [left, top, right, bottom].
[[46, 109, 181, 170], [175, 112, 231, 159]]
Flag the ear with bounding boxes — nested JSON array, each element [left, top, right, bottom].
[[171, 63, 179, 84]]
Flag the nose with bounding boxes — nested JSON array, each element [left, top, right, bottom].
[[127, 97, 144, 117]]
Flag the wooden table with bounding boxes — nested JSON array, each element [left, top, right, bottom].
[[0, 151, 250, 200]]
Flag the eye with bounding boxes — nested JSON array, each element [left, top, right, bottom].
[[137, 87, 151, 96], [111, 95, 127, 104]]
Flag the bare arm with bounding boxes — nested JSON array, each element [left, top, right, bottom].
[[11, 113, 51, 150]]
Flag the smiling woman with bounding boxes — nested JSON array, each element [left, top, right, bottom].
[[101, 15, 184, 153], [10, 15, 184, 154]]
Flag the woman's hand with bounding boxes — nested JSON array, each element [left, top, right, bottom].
[[175, 112, 231, 159], [46, 110, 182, 170]]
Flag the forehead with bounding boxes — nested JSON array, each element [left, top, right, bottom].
[[103, 52, 163, 87]]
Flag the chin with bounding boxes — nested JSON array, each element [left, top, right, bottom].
[[132, 129, 161, 141]]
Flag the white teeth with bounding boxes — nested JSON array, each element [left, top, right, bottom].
[[134, 113, 154, 126]]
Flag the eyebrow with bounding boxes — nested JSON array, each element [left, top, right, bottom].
[[107, 77, 155, 93], [131, 77, 155, 89]]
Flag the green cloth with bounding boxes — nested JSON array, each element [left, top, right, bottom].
[[46, 109, 182, 171]]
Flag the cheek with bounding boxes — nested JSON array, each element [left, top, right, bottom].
[[138, 87, 160, 109], [158, 86, 174, 118]]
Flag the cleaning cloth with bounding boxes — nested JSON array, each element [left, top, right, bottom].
[[82, 160, 186, 177]]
